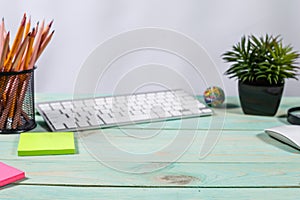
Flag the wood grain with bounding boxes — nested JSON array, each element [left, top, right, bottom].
[[0, 95, 299, 199], [1, 186, 300, 200]]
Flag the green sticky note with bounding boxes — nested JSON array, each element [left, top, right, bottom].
[[18, 132, 76, 156]]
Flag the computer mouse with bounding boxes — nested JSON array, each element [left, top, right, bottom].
[[265, 125, 300, 150]]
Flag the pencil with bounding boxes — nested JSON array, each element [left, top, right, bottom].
[[1, 73, 14, 108], [22, 29, 35, 71], [0, 32, 10, 104], [0, 31, 9, 71], [16, 14, 27, 53], [0, 100, 2, 116], [12, 74, 30, 129], [36, 30, 54, 61], [3, 14, 26, 72], [23, 16, 31, 40], [0, 76, 18, 129], [11, 35, 29, 71], [2, 18, 7, 39], [16, 16, 30, 66], [0, 32, 9, 117], [6, 76, 19, 129], [2, 35, 29, 129], [28, 20, 44, 70], [40, 19, 53, 44], [0, 18, 4, 58]]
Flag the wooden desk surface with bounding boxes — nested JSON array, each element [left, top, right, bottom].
[[1, 95, 300, 199]]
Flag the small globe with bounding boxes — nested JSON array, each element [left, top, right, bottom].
[[203, 86, 225, 107]]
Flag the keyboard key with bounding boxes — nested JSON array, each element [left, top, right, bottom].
[[50, 103, 63, 110], [170, 110, 182, 116], [76, 120, 90, 128], [51, 122, 66, 130], [73, 101, 85, 108], [89, 117, 104, 126], [202, 108, 213, 113], [190, 109, 203, 115], [83, 99, 95, 106], [101, 116, 115, 124], [38, 103, 52, 110], [64, 123, 77, 129], [62, 102, 74, 109]]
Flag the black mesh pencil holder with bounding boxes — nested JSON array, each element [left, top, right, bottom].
[[0, 67, 36, 133]]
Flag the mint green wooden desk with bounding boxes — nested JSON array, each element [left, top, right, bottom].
[[1, 95, 300, 199]]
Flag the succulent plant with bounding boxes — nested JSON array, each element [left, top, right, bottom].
[[222, 34, 300, 85]]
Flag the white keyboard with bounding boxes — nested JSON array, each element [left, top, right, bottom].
[[36, 89, 213, 132]]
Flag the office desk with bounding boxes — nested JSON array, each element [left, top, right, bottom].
[[1, 95, 300, 199]]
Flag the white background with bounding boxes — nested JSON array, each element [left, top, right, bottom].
[[1, 0, 300, 96]]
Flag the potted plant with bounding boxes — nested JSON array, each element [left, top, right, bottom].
[[222, 34, 300, 116]]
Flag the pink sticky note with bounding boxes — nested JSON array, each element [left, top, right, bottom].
[[0, 162, 25, 187]]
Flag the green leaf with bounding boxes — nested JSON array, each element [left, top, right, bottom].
[[221, 33, 300, 84]]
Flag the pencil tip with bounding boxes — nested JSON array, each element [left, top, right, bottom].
[[49, 19, 54, 27], [21, 14, 26, 25], [31, 27, 36, 36]]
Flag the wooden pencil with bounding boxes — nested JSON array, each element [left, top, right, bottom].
[[0, 32, 10, 109], [6, 76, 19, 129], [36, 30, 54, 61], [11, 35, 29, 71], [0, 18, 4, 57], [16, 14, 27, 53], [0, 32, 10, 117], [12, 74, 30, 129], [40, 19, 53, 45], [28, 20, 44, 70], [22, 29, 35, 71], [3, 14, 26, 72], [17, 20, 32, 71], [0, 76, 18, 129], [23, 16, 31, 40], [0, 32, 9, 71]]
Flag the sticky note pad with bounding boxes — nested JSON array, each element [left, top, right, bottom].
[[18, 132, 76, 156], [0, 162, 25, 187]]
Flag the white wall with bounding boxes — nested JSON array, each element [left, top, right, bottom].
[[1, 0, 300, 96]]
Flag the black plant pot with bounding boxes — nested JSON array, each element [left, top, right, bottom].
[[238, 81, 284, 116]]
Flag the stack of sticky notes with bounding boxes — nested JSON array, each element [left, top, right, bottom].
[[18, 132, 76, 156], [0, 162, 25, 187]]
